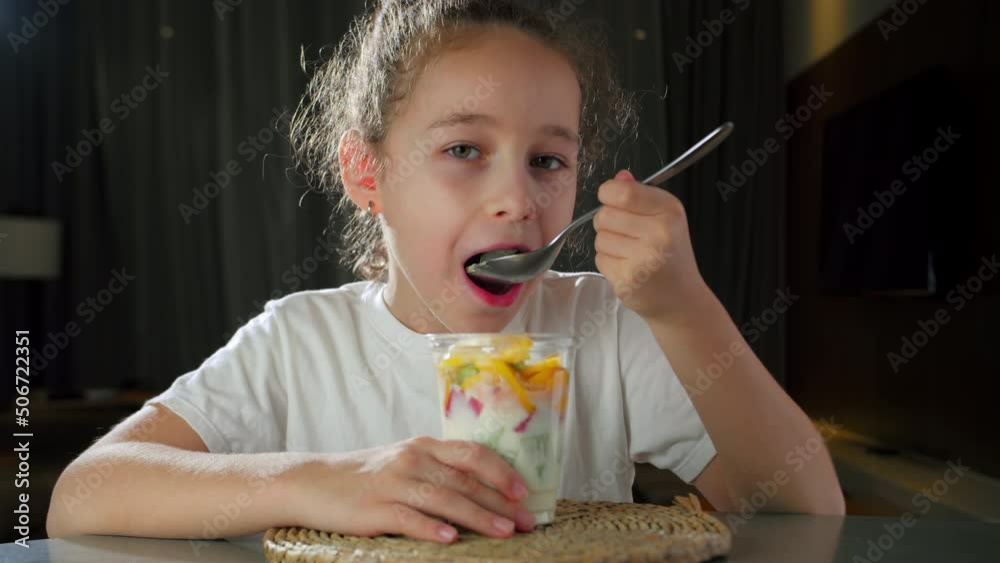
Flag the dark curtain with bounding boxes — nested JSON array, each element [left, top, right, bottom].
[[6, 0, 368, 394], [658, 0, 788, 383], [4, 0, 785, 394], [554, 0, 788, 383]]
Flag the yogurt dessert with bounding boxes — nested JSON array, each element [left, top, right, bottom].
[[428, 334, 573, 525]]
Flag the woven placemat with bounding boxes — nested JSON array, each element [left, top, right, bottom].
[[263, 494, 731, 563]]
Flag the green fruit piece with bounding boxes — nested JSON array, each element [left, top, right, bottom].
[[455, 364, 479, 385]]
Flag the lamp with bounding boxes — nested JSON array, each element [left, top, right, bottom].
[[0, 215, 62, 279]]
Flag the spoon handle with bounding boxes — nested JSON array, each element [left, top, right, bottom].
[[642, 121, 734, 187], [553, 122, 735, 245]]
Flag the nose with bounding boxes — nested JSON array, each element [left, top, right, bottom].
[[484, 164, 537, 223]]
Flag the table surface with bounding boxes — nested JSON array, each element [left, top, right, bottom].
[[2, 513, 998, 562]]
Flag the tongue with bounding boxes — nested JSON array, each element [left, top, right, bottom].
[[471, 275, 513, 295]]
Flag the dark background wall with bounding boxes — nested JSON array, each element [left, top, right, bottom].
[[786, 0, 999, 478]]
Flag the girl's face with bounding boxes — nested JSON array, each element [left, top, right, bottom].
[[377, 26, 581, 333]]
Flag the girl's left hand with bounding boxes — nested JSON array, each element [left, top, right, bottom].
[[593, 169, 710, 323]]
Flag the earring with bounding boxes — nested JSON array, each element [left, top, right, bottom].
[[367, 200, 374, 215]]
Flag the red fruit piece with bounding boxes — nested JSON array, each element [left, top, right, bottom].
[[444, 384, 455, 415], [469, 396, 483, 416], [514, 411, 534, 433]]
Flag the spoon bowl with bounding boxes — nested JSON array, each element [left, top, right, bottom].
[[466, 122, 735, 284]]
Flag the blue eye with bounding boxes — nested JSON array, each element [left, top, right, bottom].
[[446, 144, 481, 159], [532, 155, 565, 170]]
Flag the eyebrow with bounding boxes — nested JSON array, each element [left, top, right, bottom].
[[540, 124, 580, 145], [426, 112, 579, 145]]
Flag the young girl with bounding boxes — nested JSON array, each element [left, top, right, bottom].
[[47, 0, 843, 544]]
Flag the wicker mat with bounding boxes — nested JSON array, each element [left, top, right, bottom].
[[263, 494, 731, 563]]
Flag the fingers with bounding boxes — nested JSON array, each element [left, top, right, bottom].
[[597, 172, 677, 216], [594, 252, 627, 281], [372, 442, 521, 540], [593, 194, 680, 243], [395, 476, 518, 537], [594, 230, 646, 259], [383, 503, 459, 544], [592, 205, 641, 236], [594, 206, 670, 260], [430, 440, 528, 502], [444, 469, 536, 531], [396, 438, 535, 535]]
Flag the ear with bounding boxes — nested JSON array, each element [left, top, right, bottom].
[[338, 129, 381, 214]]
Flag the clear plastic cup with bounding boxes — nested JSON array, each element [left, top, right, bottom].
[[427, 333, 575, 525]]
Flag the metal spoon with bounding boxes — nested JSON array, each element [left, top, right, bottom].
[[466, 121, 735, 284]]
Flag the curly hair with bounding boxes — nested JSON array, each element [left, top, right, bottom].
[[290, 0, 638, 281]]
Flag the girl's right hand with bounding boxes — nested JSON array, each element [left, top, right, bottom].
[[286, 436, 537, 543]]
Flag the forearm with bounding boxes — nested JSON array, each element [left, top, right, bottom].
[[645, 286, 844, 514], [46, 442, 314, 539]]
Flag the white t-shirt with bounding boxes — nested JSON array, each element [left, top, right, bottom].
[[145, 270, 716, 502]]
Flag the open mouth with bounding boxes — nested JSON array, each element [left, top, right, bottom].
[[464, 253, 516, 295]]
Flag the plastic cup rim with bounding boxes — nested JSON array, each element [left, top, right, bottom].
[[426, 332, 576, 346]]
